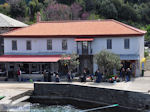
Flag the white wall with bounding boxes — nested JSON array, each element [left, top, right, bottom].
[[4, 38, 77, 55], [91, 36, 144, 75], [4, 36, 143, 55], [92, 36, 142, 55]]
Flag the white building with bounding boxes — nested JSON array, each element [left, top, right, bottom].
[[0, 13, 28, 55], [0, 20, 146, 79]]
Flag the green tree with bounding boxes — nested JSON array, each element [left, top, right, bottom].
[[96, 0, 118, 19], [60, 53, 80, 72], [119, 3, 137, 21], [29, 0, 42, 21], [95, 50, 121, 76], [0, 3, 10, 15], [9, 0, 27, 18], [56, 0, 76, 5], [145, 25, 150, 41]]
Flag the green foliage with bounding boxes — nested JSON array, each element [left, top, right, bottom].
[[56, 0, 75, 5], [95, 50, 121, 76], [0, 3, 10, 15], [10, 0, 27, 18], [144, 51, 149, 57], [60, 53, 80, 72], [88, 13, 100, 20], [145, 25, 150, 41], [29, 0, 42, 21], [97, 0, 118, 19]]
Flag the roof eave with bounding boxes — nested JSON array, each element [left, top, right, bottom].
[[1, 34, 145, 38]]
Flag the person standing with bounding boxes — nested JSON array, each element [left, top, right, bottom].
[[67, 71, 72, 82], [126, 68, 131, 82], [95, 69, 102, 83], [121, 68, 126, 81], [43, 70, 48, 82], [48, 72, 52, 82], [83, 69, 87, 82], [17, 68, 21, 82]]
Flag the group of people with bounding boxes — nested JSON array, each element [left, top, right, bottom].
[[80, 69, 103, 83], [120, 67, 131, 82], [16, 67, 132, 83], [43, 70, 60, 82]]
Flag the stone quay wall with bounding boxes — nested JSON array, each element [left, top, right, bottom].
[[33, 82, 150, 109]]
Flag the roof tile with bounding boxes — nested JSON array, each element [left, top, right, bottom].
[[1, 19, 146, 37]]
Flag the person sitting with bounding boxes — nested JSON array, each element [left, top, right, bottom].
[[55, 74, 60, 82], [80, 69, 87, 82]]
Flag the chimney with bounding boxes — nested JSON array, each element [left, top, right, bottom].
[[37, 12, 41, 22]]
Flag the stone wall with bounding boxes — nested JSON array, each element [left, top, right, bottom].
[[33, 83, 150, 110]]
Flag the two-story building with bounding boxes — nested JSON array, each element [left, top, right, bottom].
[[0, 13, 28, 55], [0, 20, 146, 79]]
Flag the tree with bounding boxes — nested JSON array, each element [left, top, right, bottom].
[[145, 25, 150, 41], [60, 53, 80, 72], [96, 0, 118, 19], [29, 0, 42, 21], [9, 0, 27, 18], [56, 0, 76, 5], [95, 50, 121, 76], [44, 3, 71, 20], [119, 3, 137, 21], [0, 3, 10, 15], [71, 3, 82, 20]]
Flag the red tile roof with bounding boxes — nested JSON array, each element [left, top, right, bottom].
[[1, 20, 146, 37], [0, 55, 68, 62]]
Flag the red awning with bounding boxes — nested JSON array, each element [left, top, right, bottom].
[[0, 55, 68, 63], [75, 38, 94, 41]]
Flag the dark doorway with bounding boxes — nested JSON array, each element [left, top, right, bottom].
[[79, 55, 93, 74]]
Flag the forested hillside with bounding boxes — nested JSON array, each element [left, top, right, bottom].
[[0, 0, 150, 40]]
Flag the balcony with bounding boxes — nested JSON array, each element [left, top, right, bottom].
[[77, 48, 92, 55], [76, 40, 93, 55]]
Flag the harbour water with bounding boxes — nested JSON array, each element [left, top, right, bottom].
[[7, 103, 142, 112], [8, 104, 81, 112]]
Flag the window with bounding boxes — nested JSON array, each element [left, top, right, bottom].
[[62, 40, 67, 50], [82, 41, 88, 54], [107, 39, 112, 49], [47, 40, 52, 50], [124, 39, 130, 49], [12, 40, 17, 50], [26, 40, 31, 50]]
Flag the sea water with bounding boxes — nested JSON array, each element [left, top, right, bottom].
[[7, 103, 141, 112], [8, 103, 82, 112]]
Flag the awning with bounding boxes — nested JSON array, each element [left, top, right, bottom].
[[75, 38, 94, 41], [0, 55, 67, 63], [119, 54, 140, 60]]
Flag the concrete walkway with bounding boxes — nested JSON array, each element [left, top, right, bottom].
[[0, 82, 33, 104], [0, 71, 150, 104], [71, 71, 150, 93]]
